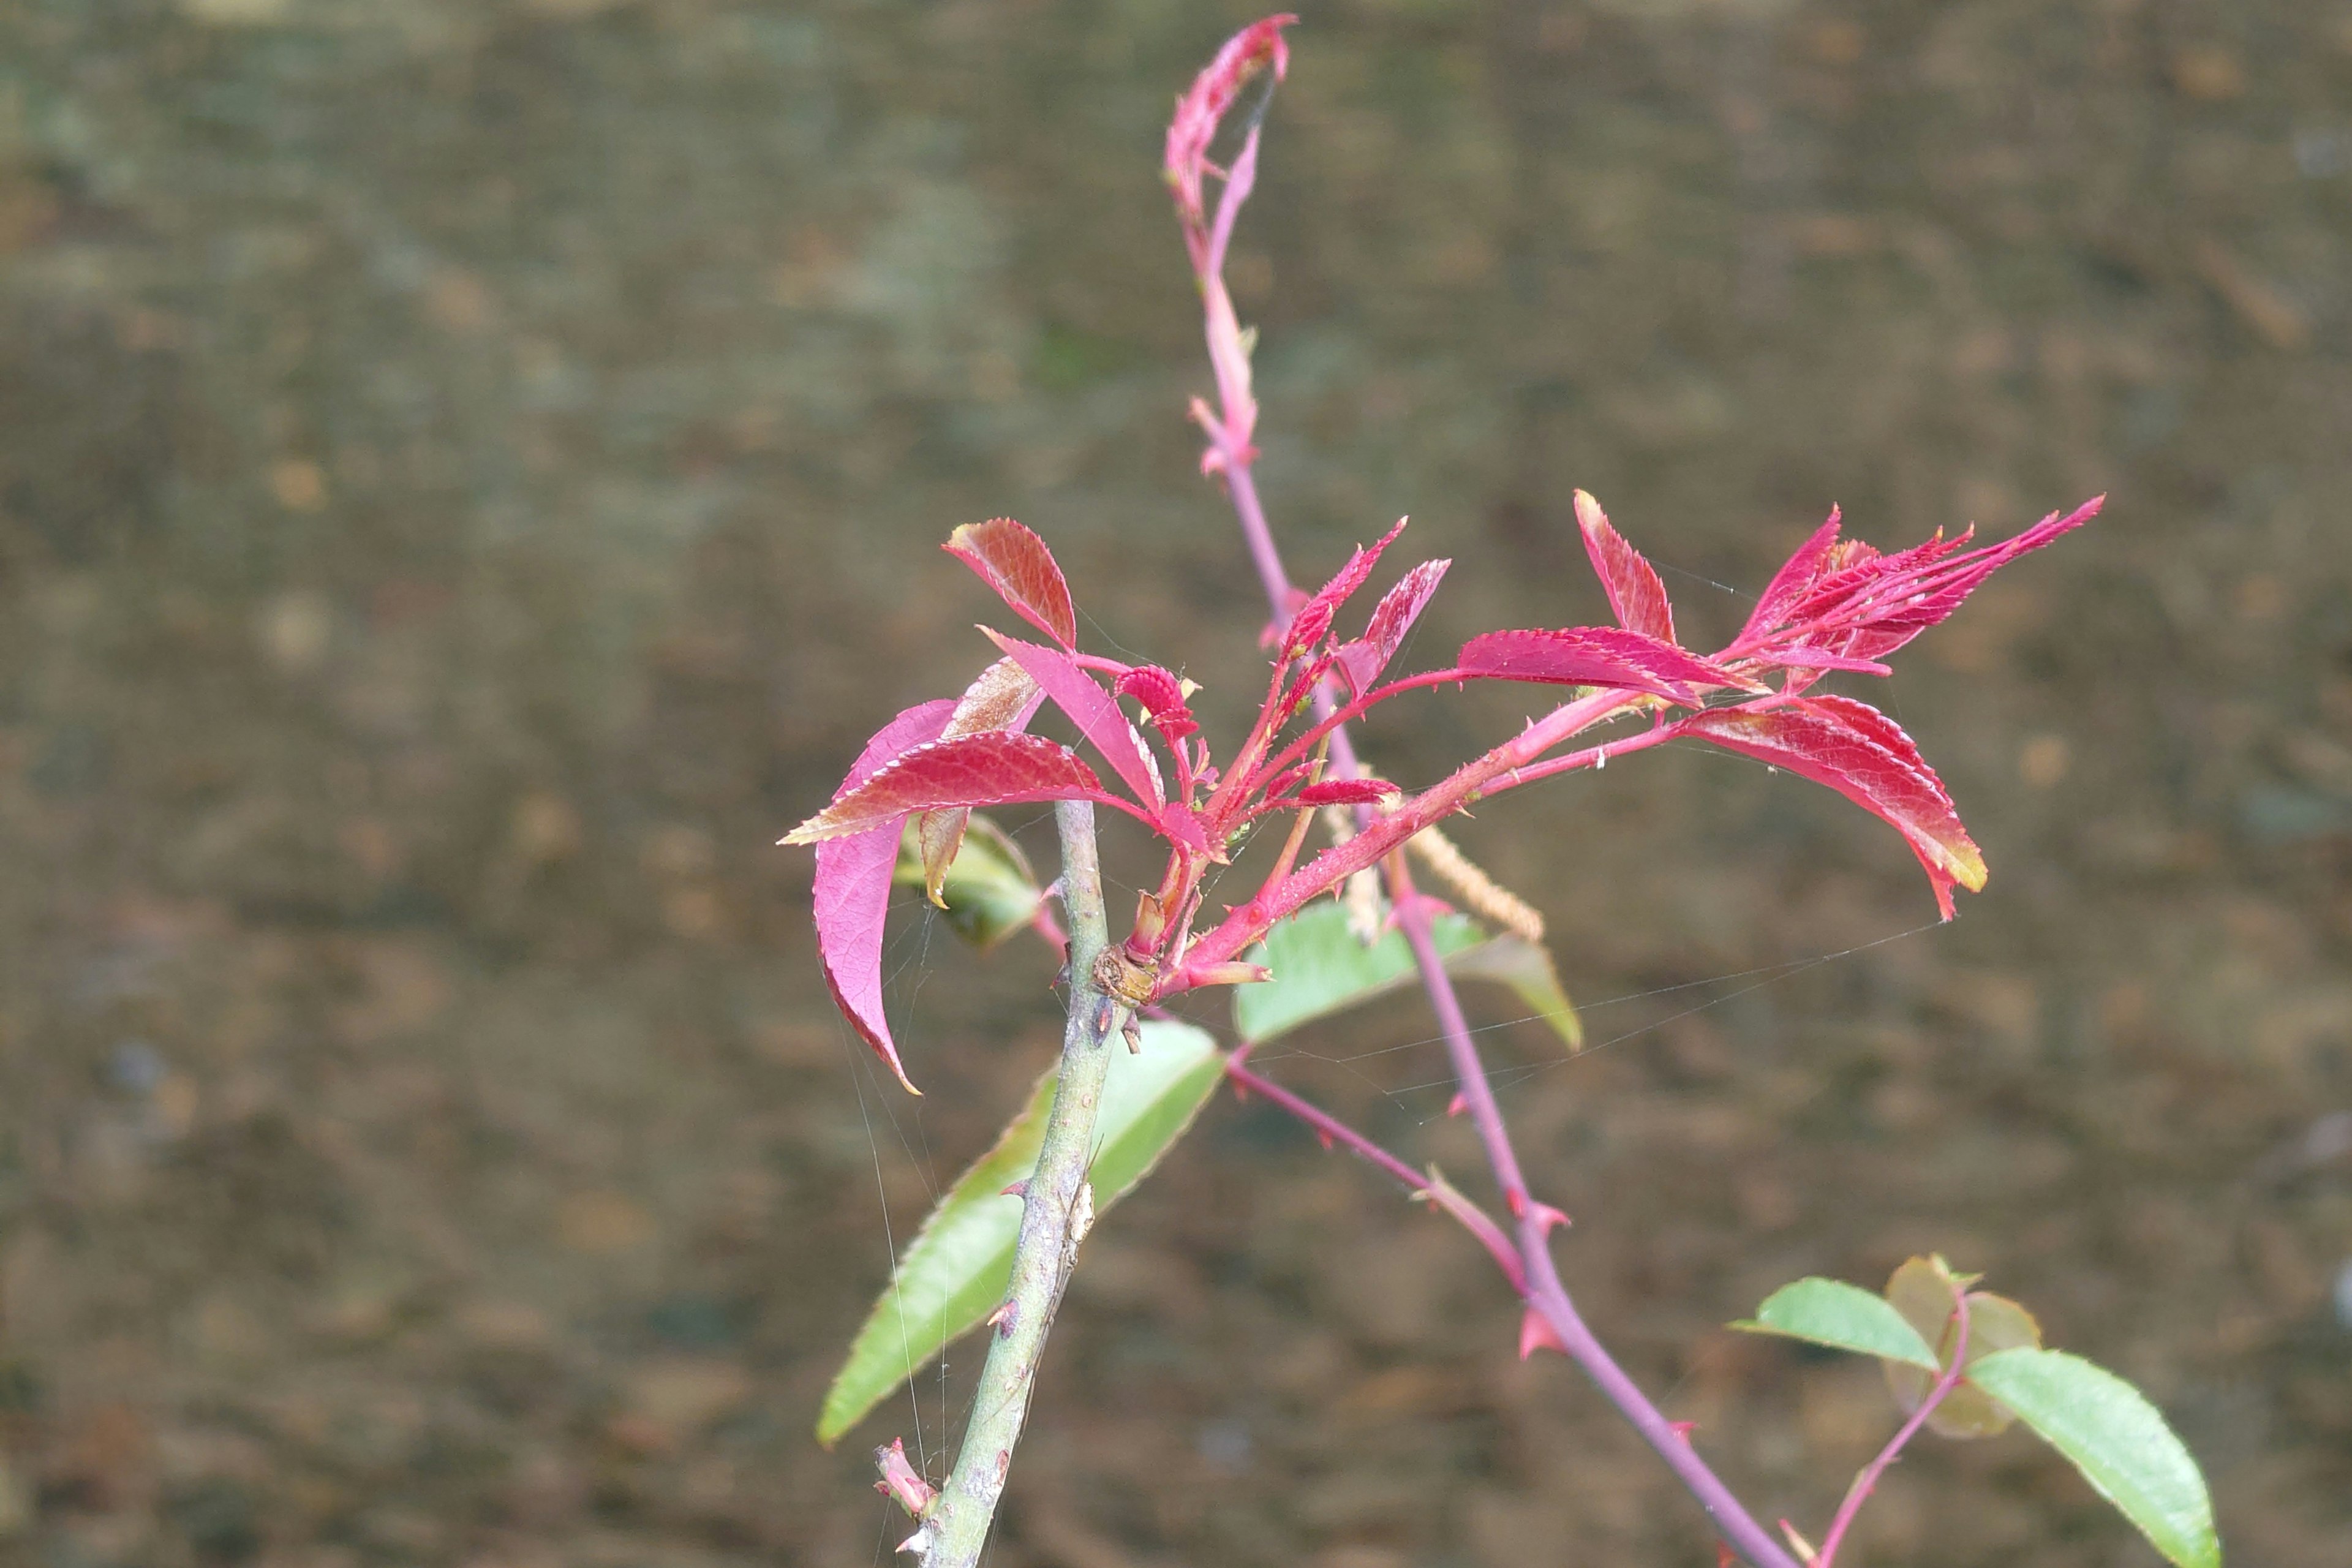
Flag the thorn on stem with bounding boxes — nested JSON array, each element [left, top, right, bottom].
[[1518, 1306, 1569, 1360], [986, 1300, 1017, 1336]]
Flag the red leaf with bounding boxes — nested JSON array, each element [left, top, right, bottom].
[[912, 657, 1050, 907], [1260, 762, 1312, 801], [1738, 508, 1844, 645], [802, 699, 956, 1093], [1115, 665, 1199, 740], [983, 630, 1166, 808], [1285, 518, 1407, 658], [1764, 646, 1894, 677], [1674, 695, 1986, 918], [1156, 801, 1210, 852], [1574, 491, 1675, 644], [1294, 778, 1402, 807], [943, 518, 1078, 649], [1456, 626, 1746, 706], [1335, 557, 1449, 694], [783, 733, 1118, 844], [941, 654, 1046, 739], [1733, 499, 2100, 672]]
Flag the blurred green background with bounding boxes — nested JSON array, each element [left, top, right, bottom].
[[1, 2, 2347, 1566]]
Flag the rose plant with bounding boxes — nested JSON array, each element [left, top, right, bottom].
[[786, 21, 2218, 1568]]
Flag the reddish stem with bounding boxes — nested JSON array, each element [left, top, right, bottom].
[[1224, 1049, 1422, 1194], [1204, 337, 1796, 1568], [1813, 1285, 1973, 1568]]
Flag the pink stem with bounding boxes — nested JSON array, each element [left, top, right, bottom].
[[1205, 355, 1796, 1568], [1226, 1046, 1427, 1191], [1813, 1286, 1973, 1568]]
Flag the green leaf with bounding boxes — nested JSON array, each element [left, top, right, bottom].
[[1732, 1277, 1942, 1370], [1967, 1349, 2220, 1568], [892, 812, 1043, 948], [1233, 902, 1580, 1049], [1882, 1254, 2041, 1437], [815, 1020, 1223, 1446]]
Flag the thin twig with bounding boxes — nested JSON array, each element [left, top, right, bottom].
[[1208, 260, 1800, 1568], [1814, 1283, 1973, 1568], [914, 801, 1124, 1568], [1225, 1045, 1428, 1193]]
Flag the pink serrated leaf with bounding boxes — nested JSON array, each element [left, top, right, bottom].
[[1286, 518, 1408, 657], [943, 518, 1078, 649], [1260, 763, 1313, 801], [1735, 499, 2100, 671], [783, 733, 1120, 845], [1738, 509, 1845, 644], [1335, 557, 1449, 694], [1574, 491, 1676, 644], [803, 698, 956, 1094], [1156, 802, 1210, 852], [1675, 695, 1986, 919], [1294, 778, 1402, 807], [982, 629, 1166, 809], [1457, 626, 1747, 705], [1763, 646, 1894, 677]]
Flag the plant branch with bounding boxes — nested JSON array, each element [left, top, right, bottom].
[[915, 800, 1125, 1568], [1200, 266, 1800, 1568], [1224, 1045, 1428, 1195], [1814, 1283, 1973, 1568], [1217, 488, 1799, 1568]]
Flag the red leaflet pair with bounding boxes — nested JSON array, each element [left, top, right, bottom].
[[784, 493, 2100, 1093]]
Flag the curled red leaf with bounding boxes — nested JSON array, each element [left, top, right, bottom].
[[1674, 695, 1985, 918], [1574, 491, 1676, 644], [1457, 626, 1747, 706], [943, 518, 1078, 649], [803, 699, 956, 1093], [1165, 15, 1297, 251], [783, 732, 1119, 845], [1115, 664, 1199, 740]]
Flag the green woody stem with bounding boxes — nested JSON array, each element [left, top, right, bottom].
[[915, 799, 1122, 1568]]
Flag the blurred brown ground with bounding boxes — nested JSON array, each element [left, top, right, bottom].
[[1, 2, 2348, 1566]]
